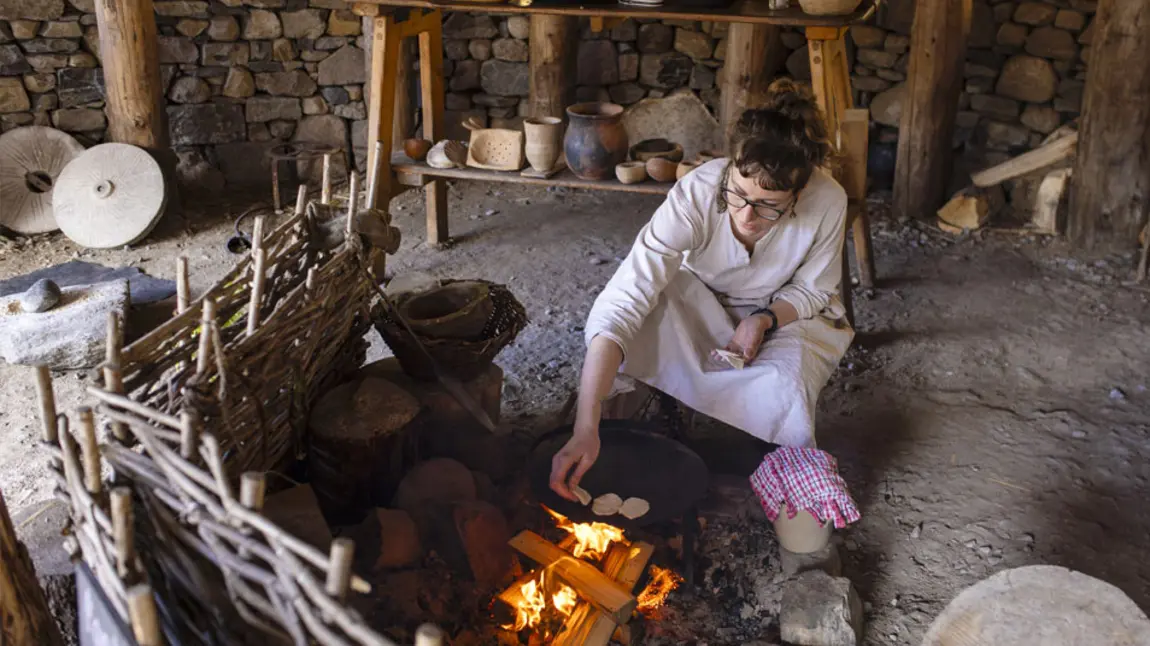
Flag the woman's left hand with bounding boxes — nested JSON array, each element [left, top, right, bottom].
[[725, 313, 773, 361]]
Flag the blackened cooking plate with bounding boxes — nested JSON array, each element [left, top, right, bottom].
[[528, 420, 710, 532]]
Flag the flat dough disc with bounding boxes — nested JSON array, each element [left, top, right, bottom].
[[592, 493, 622, 516], [619, 497, 650, 520], [53, 143, 166, 249], [573, 485, 592, 506], [0, 127, 85, 234]]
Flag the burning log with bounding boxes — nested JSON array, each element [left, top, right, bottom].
[[552, 541, 655, 646], [509, 531, 638, 626]]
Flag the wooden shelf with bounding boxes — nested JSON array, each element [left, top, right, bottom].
[[392, 157, 675, 195], [357, 0, 875, 27]]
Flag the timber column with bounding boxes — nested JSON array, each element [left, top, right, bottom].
[[720, 24, 785, 150], [94, 0, 168, 150], [529, 16, 578, 119]]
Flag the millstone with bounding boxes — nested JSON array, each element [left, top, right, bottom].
[[0, 126, 85, 235], [922, 565, 1150, 646], [53, 143, 167, 249]]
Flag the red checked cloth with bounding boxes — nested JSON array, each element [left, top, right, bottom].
[[749, 447, 861, 529]]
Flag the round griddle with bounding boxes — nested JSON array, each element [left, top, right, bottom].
[[528, 420, 709, 532]]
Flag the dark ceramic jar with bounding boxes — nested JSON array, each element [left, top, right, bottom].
[[564, 102, 629, 181]]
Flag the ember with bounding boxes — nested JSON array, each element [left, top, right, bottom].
[[637, 565, 684, 614]]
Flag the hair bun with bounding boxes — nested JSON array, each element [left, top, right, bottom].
[[763, 78, 821, 123]]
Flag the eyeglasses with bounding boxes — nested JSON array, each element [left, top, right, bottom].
[[721, 186, 796, 221]]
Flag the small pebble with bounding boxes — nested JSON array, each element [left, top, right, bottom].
[[19, 278, 61, 313], [1072, 430, 1087, 439], [589, 258, 604, 265], [1109, 387, 1126, 401], [485, 209, 498, 216]]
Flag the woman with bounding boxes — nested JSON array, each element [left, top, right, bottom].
[[550, 79, 854, 502]]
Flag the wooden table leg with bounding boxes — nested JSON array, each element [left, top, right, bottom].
[[419, 12, 449, 246], [366, 14, 400, 210]]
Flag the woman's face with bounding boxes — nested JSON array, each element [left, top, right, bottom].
[[725, 167, 796, 242]]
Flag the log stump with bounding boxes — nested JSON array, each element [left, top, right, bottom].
[[307, 377, 422, 525], [0, 488, 65, 646]]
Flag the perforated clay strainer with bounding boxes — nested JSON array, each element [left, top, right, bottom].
[[462, 116, 525, 171]]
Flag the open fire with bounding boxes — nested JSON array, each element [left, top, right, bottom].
[[498, 507, 682, 644]]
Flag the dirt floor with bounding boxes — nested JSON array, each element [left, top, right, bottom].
[[3, 179, 1150, 645]]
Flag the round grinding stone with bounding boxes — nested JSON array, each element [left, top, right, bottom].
[[53, 143, 166, 249], [0, 126, 85, 235]]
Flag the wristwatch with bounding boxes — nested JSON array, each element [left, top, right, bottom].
[[752, 307, 778, 334]]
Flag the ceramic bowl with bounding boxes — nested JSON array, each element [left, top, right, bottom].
[[646, 157, 678, 183], [629, 138, 684, 163], [404, 138, 432, 161], [676, 160, 700, 179], [615, 161, 648, 184]]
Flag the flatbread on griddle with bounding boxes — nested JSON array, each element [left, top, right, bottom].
[[573, 484, 592, 506], [619, 497, 650, 520], [592, 493, 623, 516]]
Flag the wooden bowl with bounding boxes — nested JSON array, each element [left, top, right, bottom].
[[676, 160, 700, 179], [404, 138, 432, 161], [629, 138, 684, 163], [615, 161, 648, 184], [646, 157, 678, 183]]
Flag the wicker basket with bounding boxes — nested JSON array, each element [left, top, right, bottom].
[[797, 0, 862, 15], [375, 279, 527, 381]]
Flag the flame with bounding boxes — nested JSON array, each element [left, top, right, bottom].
[[637, 565, 683, 613], [504, 570, 580, 633], [545, 507, 626, 560], [553, 583, 578, 617]]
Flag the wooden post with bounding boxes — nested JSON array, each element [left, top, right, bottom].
[[126, 584, 162, 646], [419, 15, 449, 246], [393, 39, 417, 152], [529, 16, 578, 119], [365, 15, 400, 207], [93, 0, 168, 151], [326, 538, 355, 600], [1068, 0, 1150, 249], [175, 257, 190, 314], [0, 488, 66, 646], [111, 487, 135, 578], [33, 365, 57, 445], [720, 24, 786, 148], [892, 0, 972, 221]]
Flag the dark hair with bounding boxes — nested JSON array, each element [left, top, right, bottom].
[[725, 78, 832, 195]]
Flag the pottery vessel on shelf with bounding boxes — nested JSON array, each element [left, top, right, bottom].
[[403, 138, 432, 161], [676, 160, 700, 180], [629, 138, 684, 163], [646, 157, 678, 183], [564, 102, 628, 181], [797, 0, 862, 15], [615, 161, 648, 184], [696, 149, 723, 164], [523, 116, 564, 173]]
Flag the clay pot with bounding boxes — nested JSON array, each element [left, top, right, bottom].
[[523, 116, 564, 173], [564, 102, 628, 181], [646, 157, 678, 183], [629, 138, 684, 163], [403, 138, 432, 161], [615, 161, 647, 184], [676, 160, 700, 179], [773, 504, 832, 554], [797, 0, 862, 15], [398, 281, 494, 340]]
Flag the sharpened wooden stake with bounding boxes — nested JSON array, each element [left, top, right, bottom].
[[196, 298, 215, 375], [126, 584, 161, 646], [33, 365, 57, 444], [111, 487, 134, 578], [321, 154, 333, 205], [104, 313, 128, 442], [326, 538, 355, 600], [415, 624, 445, 646], [305, 266, 317, 292], [176, 256, 190, 314], [179, 410, 199, 460], [294, 184, 309, 216], [240, 472, 267, 511], [76, 407, 101, 495], [251, 214, 266, 256], [246, 248, 267, 336], [345, 172, 359, 240], [367, 141, 385, 209]]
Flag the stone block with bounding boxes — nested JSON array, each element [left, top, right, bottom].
[[786, 46, 810, 80], [956, 110, 980, 129], [443, 13, 497, 39], [1015, 2, 1056, 26], [40, 21, 81, 38], [1055, 9, 1085, 32], [480, 59, 527, 96], [1025, 26, 1078, 60], [54, 67, 102, 107], [176, 19, 209, 38], [869, 83, 906, 127], [0, 76, 29, 112], [282, 9, 325, 39], [354, 509, 423, 570], [689, 62, 714, 90], [314, 36, 347, 50], [169, 76, 211, 103], [333, 101, 364, 119], [158, 36, 198, 63], [883, 33, 909, 54], [202, 42, 249, 66], [302, 94, 327, 114], [849, 25, 885, 48], [215, 141, 278, 186], [223, 67, 255, 98], [0, 44, 31, 75], [851, 75, 890, 93], [637, 23, 673, 53], [619, 51, 638, 82], [578, 40, 617, 86], [780, 571, 863, 646], [0, 0, 64, 20], [263, 484, 333, 551], [997, 22, 1028, 49], [997, 55, 1057, 102], [608, 82, 646, 105], [321, 85, 348, 105], [23, 73, 54, 93], [781, 30, 807, 50], [0, 112, 33, 130], [153, 1, 209, 17], [51, 106, 102, 130], [611, 18, 637, 41], [983, 119, 1031, 149], [1078, 18, 1094, 45], [255, 69, 317, 96], [1020, 104, 1061, 134], [444, 38, 469, 60], [327, 9, 359, 36], [492, 37, 527, 62], [970, 93, 1020, 119], [0, 280, 127, 369], [26, 53, 67, 73], [293, 113, 347, 179], [781, 543, 842, 577], [639, 52, 692, 88], [317, 44, 365, 85], [876, 68, 905, 83], [20, 38, 79, 54], [168, 103, 245, 144], [467, 38, 492, 61], [208, 15, 240, 41], [450, 59, 480, 91], [243, 9, 282, 40], [674, 28, 712, 60], [507, 15, 529, 39], [857, 48, 899, 69]]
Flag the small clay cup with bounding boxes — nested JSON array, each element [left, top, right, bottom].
[[646, 157, 678, 183], [676, 160, 700, 179], [629, 138, 684, 163], [615, 161, 648, 184], [524, 116, 564, 173], [404, 138, 432, 161]]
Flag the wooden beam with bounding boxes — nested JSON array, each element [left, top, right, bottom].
[[721, 23, 786, 149], [1068, 0, 1150, 249], [892, 0, 972, 221], [0, 488, 65, 646], [972, 132, 1078, 188], [94, 0, 168, 150], [529, 15, 578, 119]]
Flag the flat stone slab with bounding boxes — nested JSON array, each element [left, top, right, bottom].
[[0, 260, 175, 305], [923, 565, 1150, 646], [0, 279, 129, 369]]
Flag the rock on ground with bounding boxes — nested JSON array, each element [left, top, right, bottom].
[[780, 570, 863, 646], [0, 279, 128, 369]]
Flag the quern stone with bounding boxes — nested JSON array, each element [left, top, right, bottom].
[[0, 280, 128, 369], [19, 279, 61, 313]]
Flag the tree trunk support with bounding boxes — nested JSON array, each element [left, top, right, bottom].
[[529, 15, 578, 119]]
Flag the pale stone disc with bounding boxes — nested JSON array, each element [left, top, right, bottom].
[[922, 566, 1150, 646], [0, 126, 85, 234], [53, 143, 166, 249]]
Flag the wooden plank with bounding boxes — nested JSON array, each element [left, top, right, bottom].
[[497, 535, 578, 612], [529, 15, 578, 119], [720, 22, 786, 149], [419, 14, 449, 245], [393, 159, 674, 195], [365, 14, 396, 202], [972, 132, 1078, 188], [509, 531, 637, 626], [94, 0, 168, 150], [352, 0, 877, 27], [892, 0, 972, 221]]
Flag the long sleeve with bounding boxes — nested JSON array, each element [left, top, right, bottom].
[[770, 193, 848, 320], [584, 179, 707, 357]]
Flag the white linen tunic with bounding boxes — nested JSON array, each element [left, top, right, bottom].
[[584, 158, 854, 448]]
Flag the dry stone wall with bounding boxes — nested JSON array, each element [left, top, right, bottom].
[[0, 0, 1096, 193]]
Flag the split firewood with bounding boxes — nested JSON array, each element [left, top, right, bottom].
[[937, 185, 1005, 234], [1032, 168, 1073, 235], [971, 130, 1078, 188]]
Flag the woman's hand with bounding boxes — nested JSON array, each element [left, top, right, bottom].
[[725, 313, 773, 361], [549, 425, 601, 502]]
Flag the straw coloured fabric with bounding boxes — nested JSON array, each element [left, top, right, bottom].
[[750, 447, 860, 529]]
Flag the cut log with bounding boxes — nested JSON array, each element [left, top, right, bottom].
[[937, 191, 990, 234], [1068, 0, 1150, 249], [509, 531, 637, 625], [359, 357, 502, 434], [552, 541, 654, 646], [1032, 168, 1073, 235], [971, 132, 1079, 188], [893, 0, 972, 220], [307, 377, 422, 524], [529, 16, 578, 119], [95, 0, 168, 150], [262, 484, 334, 552], [0, 488, 65, 646]]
